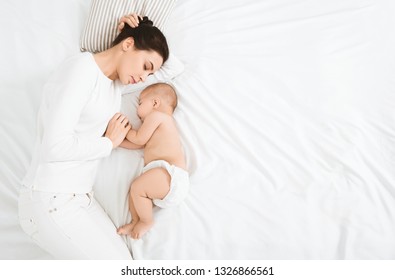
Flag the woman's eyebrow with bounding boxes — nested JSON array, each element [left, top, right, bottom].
[[149, 61, 154, 70]]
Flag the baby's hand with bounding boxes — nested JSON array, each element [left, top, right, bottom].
[[118, 13, 142, 31]]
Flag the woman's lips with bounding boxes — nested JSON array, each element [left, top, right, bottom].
[[130, 76, 136, 84]]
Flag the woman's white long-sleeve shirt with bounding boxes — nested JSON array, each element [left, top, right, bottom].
[[22, 52, 122, 194]]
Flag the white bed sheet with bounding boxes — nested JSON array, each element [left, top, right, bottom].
[[1, 0, 395, 260]]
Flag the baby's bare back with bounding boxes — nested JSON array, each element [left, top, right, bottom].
[[144, 114, 186, 170]]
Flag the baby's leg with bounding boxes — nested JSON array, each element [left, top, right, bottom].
[[130, 167, 170, 239], [117, 183, 140, 236]]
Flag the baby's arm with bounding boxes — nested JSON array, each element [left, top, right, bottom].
[[119, 139, 144, 150], [126, 112, 163, 146]]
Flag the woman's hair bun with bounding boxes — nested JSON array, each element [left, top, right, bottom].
[[139, 16, 153, 26]]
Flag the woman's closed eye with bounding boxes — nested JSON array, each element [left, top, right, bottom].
[[143, 63, 154, 76], [144, 61, 154, 71], [143, 65, 154, 76]]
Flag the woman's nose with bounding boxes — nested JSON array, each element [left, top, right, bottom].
[[140, 72, 149, 83]]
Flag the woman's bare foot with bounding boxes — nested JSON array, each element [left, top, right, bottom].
[[131, 220, 153, 239], [117, 219, 139, 235]]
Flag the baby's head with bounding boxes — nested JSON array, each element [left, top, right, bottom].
[[137, 82, 178, 120]]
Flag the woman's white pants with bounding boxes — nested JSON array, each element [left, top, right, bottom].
[[18, 187, 132, 259]]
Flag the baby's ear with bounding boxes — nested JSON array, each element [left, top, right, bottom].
[[152, 98, 161, 108]]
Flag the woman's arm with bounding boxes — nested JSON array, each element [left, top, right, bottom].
[[118, 13, 141, 31], [41, 57, 129, 162]]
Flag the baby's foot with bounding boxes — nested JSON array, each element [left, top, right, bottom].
[[131, 220, 153, 239], [117, 219, 139, 236]]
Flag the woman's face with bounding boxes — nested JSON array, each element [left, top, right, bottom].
[[118, 39, 163, 85]]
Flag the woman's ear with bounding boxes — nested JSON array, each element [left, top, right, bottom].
[[122, 37, 135, 51]]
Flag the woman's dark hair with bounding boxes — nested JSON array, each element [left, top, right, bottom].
[[112, 16, 169, 63]]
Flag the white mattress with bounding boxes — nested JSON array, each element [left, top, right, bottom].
[[1, 0, 395, 259]]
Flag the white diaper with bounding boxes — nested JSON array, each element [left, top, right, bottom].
[[142, 160, 189, 208]]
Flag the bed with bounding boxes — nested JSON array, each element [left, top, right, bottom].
[[1, 0, 395, 260]]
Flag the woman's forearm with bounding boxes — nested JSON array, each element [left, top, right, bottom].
[[43, 134, 113, 162]]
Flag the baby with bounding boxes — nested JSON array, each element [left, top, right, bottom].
[[118, 83, 189, 239]]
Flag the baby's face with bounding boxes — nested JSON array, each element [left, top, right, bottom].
[[137, 94, 154, 120]]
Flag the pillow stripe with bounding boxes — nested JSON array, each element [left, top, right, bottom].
[[134, 1, 145, 15], [80, 0, 177, 53], [143, 0, 177, 30], [106, 0, 125, 50], [96, 0, 112, 51], [82, 1, 99, 52], [91, 0, 107, 52], [101, 0, 113, 50]]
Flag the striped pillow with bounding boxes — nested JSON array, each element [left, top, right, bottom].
[[80, 0, 177, 53]]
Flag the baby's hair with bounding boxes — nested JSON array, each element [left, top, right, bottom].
[[142, 83, 178, 112]]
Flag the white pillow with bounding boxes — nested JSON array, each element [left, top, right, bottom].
[[80, 0, 177, 53], [121, 53, 184, 94]]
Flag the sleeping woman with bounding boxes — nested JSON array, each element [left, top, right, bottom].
[[18, 14, 168, 259]]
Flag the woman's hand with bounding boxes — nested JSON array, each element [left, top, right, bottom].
[[104, 113, 131, 148], [118, 13, 142, 31]]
